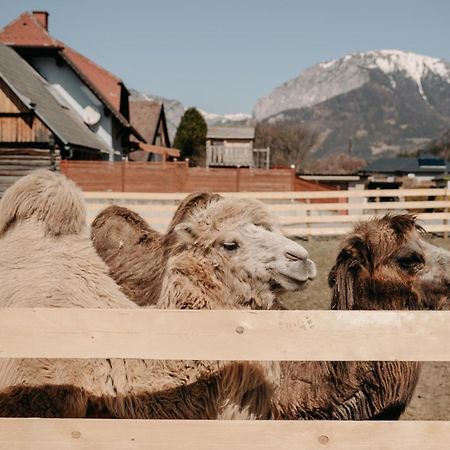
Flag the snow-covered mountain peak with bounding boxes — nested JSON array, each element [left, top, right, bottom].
[[254, 50, 450, 120], [199, 109, 252, 125]]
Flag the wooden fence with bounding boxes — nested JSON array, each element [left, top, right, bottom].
[[84, 187, 450, 237], [1, 308, 450, 449], [60, 160, 296, 193]]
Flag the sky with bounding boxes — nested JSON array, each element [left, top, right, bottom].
[[2, 0, 450, 114]]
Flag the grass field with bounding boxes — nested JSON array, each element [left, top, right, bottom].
[[279, 236, 450, 420]]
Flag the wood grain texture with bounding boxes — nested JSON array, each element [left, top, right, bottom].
[[0, 419, 449, 450], [0, 309, 449, 361]]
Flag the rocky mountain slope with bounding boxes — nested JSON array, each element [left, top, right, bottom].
[[253, 50, 450, 159]]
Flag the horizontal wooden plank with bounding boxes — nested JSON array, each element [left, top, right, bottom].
[[0, 419, 449, 450], [85, 200, 450, 216], [267, 200, 450, 212], [281, 212, 450, 225], [84, 188, 447, 201], [283, 224, 450, 236], [0, 309, 449, 361]]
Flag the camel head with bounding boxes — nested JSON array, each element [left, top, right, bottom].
[[172, 197, 316, 301], [328, 214, 450, 310]]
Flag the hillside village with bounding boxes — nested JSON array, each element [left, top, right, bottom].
[[0, 10, 449, 195]]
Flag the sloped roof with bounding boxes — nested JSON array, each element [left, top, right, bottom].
[[362, 156, 450, 174], [130, 100, 163, 144], [0, 12, 60, 47], [0, 43, 109, 152], [207, 126, 255, 140], [0, 11, 135, 131], [62, 46, 122, 112]]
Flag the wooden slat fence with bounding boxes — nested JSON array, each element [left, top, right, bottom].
[[60, 161, 296, 193], [84, 187, 450, 237], [0, 308, 450, 449]]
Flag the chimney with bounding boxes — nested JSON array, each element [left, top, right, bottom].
[[32, 11, 49, 30]]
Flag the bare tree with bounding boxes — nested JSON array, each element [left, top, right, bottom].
[[255, 122, 320, 171], [302, 153, 366, 174]]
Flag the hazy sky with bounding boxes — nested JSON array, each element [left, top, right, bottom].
[[3, 0, 450, 114]]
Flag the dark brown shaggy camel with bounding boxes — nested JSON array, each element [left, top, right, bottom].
[[91, 193, 221, 306], [274, 214, 450, 420], [93, 207, 450, 420]]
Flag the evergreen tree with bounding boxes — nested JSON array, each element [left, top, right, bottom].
[[173, 107, 207, 166]]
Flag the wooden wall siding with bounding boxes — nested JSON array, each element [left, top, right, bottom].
[[0, 148, 59, 196], [60, 161, 296, 193], [0, 80, 50, 143]]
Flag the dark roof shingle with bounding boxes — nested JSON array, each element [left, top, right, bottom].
[[0, 43, 109, 151]]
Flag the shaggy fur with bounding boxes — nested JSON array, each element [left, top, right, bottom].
[[95, 207, 450, 421], [0, 172, 275, 419], [91, 193, 222, 306], [93, 194, 317, 418], [155, 197, 316, 310], [273, 215, 450, 420]]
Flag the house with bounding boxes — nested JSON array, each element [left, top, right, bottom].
[[129, 100, 179, 161], [298, 174, 362, 191], [206, 126, 269, 168], [0, 42, 111, 193], [360, 155, 450, 184], [0, 11, 144, 160]]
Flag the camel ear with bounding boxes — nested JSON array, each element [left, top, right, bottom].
[[173, 222, 197, 244]]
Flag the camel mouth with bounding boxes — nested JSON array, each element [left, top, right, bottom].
[[270, 270, 314, 292]]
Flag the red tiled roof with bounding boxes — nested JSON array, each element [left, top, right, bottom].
[[0, 12, 60, 47], [0, 11, 122, 112], [62, 46, 122, 111]]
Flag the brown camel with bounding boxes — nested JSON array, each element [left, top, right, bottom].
[[91, 193, 221, 306], [274, 214, 450, 420]]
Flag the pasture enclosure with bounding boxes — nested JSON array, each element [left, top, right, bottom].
[[84, 187, 450, 236], [1, 309, 450, 449]]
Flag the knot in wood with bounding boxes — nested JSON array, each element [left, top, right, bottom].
[[318, 435, 329, 445], [71, 431, 81, 439], [235, 325, 245, 334]]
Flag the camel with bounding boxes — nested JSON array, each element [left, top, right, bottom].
[[274, 214, 450, 420], [0, 171, 315, 418], [91, 192, 222, 306], [93, 206, 450, 420], [91, 194, 293, 310]]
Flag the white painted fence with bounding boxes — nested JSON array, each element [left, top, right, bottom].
[[84, 188, 450, 237]]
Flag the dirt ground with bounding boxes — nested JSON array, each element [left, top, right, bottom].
[[279, 235, 450, 420]]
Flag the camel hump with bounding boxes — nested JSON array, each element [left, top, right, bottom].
[[0, 169, 86, 237]]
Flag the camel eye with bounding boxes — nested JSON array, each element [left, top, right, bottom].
[[396, 252, 425, 272], [222, 241, 239, 251]]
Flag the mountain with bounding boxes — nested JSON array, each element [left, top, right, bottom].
[[198, 110, 252, 126], [130, 89, 252, 142], [253, 50, 450, 159]]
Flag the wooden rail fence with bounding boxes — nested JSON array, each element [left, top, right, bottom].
[[0, 309, 449, 449], [84, 187, 450, 237]]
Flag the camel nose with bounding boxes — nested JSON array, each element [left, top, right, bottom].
[[285, 242, 309, 261]]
